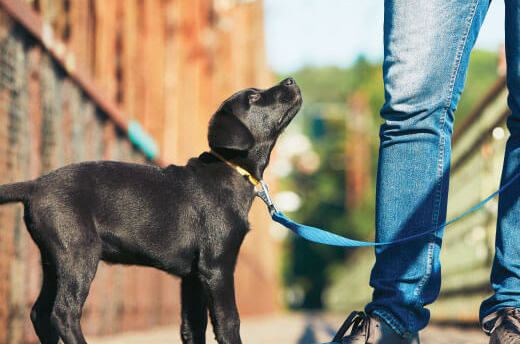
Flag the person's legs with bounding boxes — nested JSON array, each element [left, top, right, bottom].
[[364, 0, 490, 336], [480, 0, 520, 325]]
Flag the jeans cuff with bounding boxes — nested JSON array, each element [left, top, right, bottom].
[[370, 309, 412, 338]]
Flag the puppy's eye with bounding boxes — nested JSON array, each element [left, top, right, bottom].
[[248, 93, 261, 104]]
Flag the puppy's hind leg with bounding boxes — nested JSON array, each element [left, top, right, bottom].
[[30, 257, 59, 344], [50, 248, 100, 344], [181, 275, 208, 344]]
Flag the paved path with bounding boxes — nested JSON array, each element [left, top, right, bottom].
[[88, 313, 488, 344]]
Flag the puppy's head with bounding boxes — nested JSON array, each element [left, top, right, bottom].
[[208, 78, 302, 152]]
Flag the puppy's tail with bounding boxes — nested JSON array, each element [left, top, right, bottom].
[[0, 181, 34, 205]]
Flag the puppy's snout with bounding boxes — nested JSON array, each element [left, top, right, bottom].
[[282, 77, 296, 86], [280, 77, 300, 97], [272, 77, 301, 107]]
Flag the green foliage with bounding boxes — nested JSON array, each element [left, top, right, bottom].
[[283, 56, 382, 105], [277, 50, 499, 310]]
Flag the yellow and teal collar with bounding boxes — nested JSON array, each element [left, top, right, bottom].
[[209, 150, 278, 214], [210, 150, 260, 187]]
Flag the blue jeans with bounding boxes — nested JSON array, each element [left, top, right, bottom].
[[365, 0, 520, 335]]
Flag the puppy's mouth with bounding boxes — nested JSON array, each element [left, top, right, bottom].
[[278, 96, 302, 126]]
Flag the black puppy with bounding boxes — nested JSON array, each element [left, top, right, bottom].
[[0, 78, 301, 344]]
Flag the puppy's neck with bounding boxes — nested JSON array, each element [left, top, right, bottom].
[[210, 143, 275, 182]]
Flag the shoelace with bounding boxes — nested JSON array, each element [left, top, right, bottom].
[[489, 308, 520, 335], [333, 311, 370, 342]]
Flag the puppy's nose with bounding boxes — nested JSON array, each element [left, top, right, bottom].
[[282, 77, 296, 86]]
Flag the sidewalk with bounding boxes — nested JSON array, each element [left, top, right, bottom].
[[88, 313, 488, 344]]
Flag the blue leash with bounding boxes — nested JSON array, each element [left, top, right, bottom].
[[257, 171, 520, 247]]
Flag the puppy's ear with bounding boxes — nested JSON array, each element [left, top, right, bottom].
[[208, 106, 254, 151]]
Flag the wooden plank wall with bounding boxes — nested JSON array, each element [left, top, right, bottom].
[[0, 1, 280, 343]]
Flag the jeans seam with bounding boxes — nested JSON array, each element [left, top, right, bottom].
[[372, 309, 409, 337], [412, 0, 480, 306]]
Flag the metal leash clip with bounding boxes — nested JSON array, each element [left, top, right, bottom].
[[255, 180, 278, 215]]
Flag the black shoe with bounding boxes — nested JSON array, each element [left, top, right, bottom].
[[329, 311, 420, 344], [484, 308, 520, 344]]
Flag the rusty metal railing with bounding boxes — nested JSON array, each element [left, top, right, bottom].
[[452, 75, 507, 144], [451, 75, 509, 173]]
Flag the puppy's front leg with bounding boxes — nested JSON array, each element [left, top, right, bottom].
[[201, 269, 241, 344], [181, 275, 208, 344]]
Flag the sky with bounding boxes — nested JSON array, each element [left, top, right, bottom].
[[263, 0, 506, 73]]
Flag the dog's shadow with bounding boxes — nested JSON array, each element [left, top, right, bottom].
[[297, 322, 317, 344], [296, 315, 337, 344]]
